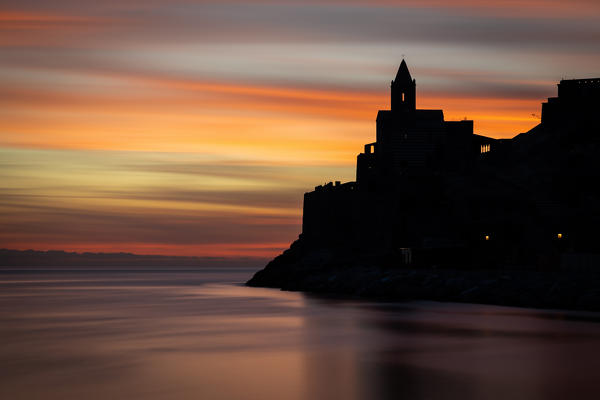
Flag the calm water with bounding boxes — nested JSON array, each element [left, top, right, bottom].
[[2, 268, 600, 400]]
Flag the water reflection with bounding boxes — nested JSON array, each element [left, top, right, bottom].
[[1, 268, 600, 399]]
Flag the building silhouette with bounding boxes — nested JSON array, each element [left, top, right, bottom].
[[301, 61, 600, 269], [356, 59, 494, 187]]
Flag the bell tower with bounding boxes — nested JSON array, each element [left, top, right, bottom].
[[391, 59, 416, 113]]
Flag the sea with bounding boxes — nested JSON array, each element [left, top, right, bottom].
[[2, 267, 600, 400]]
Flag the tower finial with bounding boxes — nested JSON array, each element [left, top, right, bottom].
[[391, 59, 416, 112], [394, 59, 413, 84]]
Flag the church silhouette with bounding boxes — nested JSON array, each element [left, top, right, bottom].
[[263, 61, 600, 273]]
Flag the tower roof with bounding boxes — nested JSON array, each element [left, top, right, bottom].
[[394, 59, 413, 85]]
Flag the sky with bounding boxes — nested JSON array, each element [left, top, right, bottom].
[[1, 0, 599, 259]]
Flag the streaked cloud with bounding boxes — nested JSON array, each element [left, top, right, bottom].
[[0, 0, 598, 257], [0, 147, 354, 257]]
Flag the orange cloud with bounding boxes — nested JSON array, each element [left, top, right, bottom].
[[0, 10, 123, 47], [0, 68, 545, 168], [0, 11, 97, 22]]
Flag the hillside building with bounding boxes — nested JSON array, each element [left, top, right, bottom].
[[301, 61, 600, 268]]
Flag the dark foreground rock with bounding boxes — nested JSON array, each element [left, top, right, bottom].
[[247, 240, 600, 312]]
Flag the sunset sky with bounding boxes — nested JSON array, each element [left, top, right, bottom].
[[1, 0, 599, 259]]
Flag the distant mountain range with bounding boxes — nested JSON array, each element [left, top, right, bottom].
[[0, 249, 263, 268]]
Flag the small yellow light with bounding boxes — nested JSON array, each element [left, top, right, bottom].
[[485, 235, 490, 241], [557, 233, 562, 239]]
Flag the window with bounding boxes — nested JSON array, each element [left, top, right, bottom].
[[402, 93, 405, 102], [481, 144, 490, 154]]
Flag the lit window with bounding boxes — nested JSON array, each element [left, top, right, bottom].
[[402, 93, 405, 102], [485, 235, 490, 241], [557, 233, 562, 239]]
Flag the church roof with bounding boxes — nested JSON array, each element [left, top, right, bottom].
[[394, 59, 413, 85], [415, 109, 443, 121]]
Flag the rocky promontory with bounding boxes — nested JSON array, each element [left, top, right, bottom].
[[248, 68, 600, 312], [247, 240, 600, 312]]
